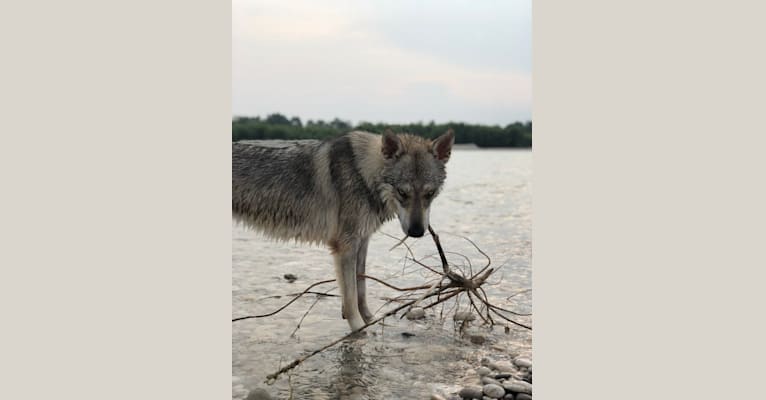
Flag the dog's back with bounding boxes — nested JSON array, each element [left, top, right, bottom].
[[232, 139, 339, 244]]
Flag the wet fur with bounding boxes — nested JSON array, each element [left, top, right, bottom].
[[232, 130, 453, 330]]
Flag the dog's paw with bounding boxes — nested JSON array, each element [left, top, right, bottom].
[[361, 311, 374, 324]]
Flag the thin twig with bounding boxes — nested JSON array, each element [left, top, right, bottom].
[[232, 279, 336, 322], [290, 287, 335, 338]]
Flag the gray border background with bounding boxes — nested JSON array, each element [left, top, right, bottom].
[[2, 0, 765, 398]]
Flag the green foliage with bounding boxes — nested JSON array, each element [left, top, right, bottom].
[[232, 114, 532, 148]]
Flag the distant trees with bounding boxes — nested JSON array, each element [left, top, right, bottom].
[[232, 113, 532, 148]]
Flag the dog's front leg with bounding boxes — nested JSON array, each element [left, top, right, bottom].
[[333, 240, 366, 331], [356, 236, 374, 323]]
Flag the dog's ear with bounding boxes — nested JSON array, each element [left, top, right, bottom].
[[431, 129, 455, 162], [382, 129, 401, 159]]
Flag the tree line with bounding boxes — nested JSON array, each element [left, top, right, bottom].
[[232, 113, 532, 147]]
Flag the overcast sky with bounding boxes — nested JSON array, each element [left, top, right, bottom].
[[233, 0, 531, 126]]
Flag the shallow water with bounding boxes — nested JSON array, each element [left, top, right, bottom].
[[232, 149, 532, 399]]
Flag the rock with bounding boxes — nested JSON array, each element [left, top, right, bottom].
[[503, 394, 515, 400], [515, 394, 532, 400], [283, 273, 297, 282], [494, 373, 513, 380], [458, 386, 484, 399], [502, 380, 532, 395], [406, 307, 425, 320], [401, 331, 416, 337], [513, 358, 532, 369], [245, 388, 273, 400], [477, 366, 492, 376], [483, 383, 506, 399], [454, 311, 477, 321], [469, 333, 486, 344], [481, 377, 502, 386], [481, 357, 493, 366], [492, 361, 516, 373], [430, 394, 447, 400]]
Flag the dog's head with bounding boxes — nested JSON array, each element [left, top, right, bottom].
[[381, 129, 454, 237]]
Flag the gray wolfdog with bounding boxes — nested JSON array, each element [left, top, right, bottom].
[[232, 129, 454, 331]]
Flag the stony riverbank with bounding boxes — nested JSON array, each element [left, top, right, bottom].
[[432, 355, 532, 400]]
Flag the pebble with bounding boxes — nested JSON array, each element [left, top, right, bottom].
[[283, 273, 297, 282], [515, 394, 532, 400], [502, 380, 532, 394], [477, 366, 492, 376], [481, 377, 501, 386], [454, 311, 477, 321], [458, 386, 484, 399], [245, 388, 273, 400], [483, 383, 505, 399], [406, 307, 425, 320], [492, 361, 516, 373], [494, 373, 513, 380], [513, 358, 532, 369], [469, 333, 486, 344], [503, 394, 515, 400], [430, 394, 447, 400]]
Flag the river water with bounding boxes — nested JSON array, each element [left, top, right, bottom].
[[232, 149, 532, 399]]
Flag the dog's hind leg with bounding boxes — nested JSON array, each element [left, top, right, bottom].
[[355, 236, 374, 323], [333, 240, 366, 331]]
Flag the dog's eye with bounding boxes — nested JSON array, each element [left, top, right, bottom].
[[397, 188, 408, 198], [425, 190, 436, 199]]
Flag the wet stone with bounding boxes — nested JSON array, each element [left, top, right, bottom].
[[513, 358, 532, 369], [515, 394, 532, 400], [406, 307, 426, 320], [492, 361, 516, 373], [454, 311, 477, 321], [469, 334, 486, 344], [502, 380, 532, 395], [477, 366, 492, 376], [459, 385, 484, 399], [245, 388, 273, 400], [481, 376, 502, 386], [483, 383, 506, 399], [283, 273, 297, 282]]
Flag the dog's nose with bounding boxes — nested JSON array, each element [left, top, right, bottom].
[[407, 226, 425, 237]]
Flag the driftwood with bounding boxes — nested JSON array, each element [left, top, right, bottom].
[[232, 226, 531, 383]]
